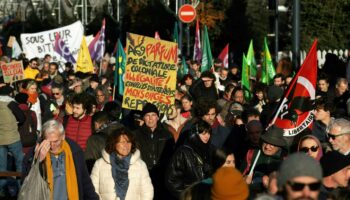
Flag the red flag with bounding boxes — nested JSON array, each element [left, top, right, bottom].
[[154, 31, 161, 40], [270, 39, 318, 137], [218, 44, 229, 68]]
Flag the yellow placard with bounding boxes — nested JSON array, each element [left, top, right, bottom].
[[122, 33, 178, 114]]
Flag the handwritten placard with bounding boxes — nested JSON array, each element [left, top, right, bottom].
[[20, 21, 84, 62], [1, 61, 25, 83], [122, 33, 178, 114]]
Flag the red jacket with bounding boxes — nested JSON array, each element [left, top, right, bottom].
[[65, 115, 92, 151]]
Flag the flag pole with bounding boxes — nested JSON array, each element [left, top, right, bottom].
[[113, 85, 116, 101]]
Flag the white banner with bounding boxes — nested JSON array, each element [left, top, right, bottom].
[[20, 21, 84, 62]]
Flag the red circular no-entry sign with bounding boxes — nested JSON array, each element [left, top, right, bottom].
[[178, 4, 196, 23]]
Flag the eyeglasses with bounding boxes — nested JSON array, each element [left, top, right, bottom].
[[287, 181, 321, 191], [300, 146, 318, 153], [52, 93, 61, 96], [328, 132, 350, 140]]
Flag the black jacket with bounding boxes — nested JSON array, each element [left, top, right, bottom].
[[22, 138, 99, 200], [134, 123, 175, 200], [165, 137, 214, 199]]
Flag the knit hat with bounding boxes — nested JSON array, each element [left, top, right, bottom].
[[141, 103, 159, 117], [0, 85, 13, 95], [261, 125, 287, 148], [211, 167, 249, 200], [15, 93, 29, 104], [320, 151, 350, 177], [267, 85, 283, 102], [277, 153, 323, 189]]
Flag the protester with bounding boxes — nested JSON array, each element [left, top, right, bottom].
[[190, 71, 218, 101], [22, 119, 98, 200], [297, 135, 323, 161], [163, 100, 188, 143], [327, 118, 350, 156], [91, 127, 153, 200], [64, 92, 93, 151], [277, 153, 323, 200], [180, 94, 193, 119], [15, 92, 37, 154], [179, 98, 231, 149], [95, 85, 111, 111], [272, 73, 285, 88], [211, 167, 249, 200], [23, 80, 42, 131], [312, 98, 335, 143], [0, 85, 25, 197], [50, 83, 66, 122], [241, 125, 287, 191], [48, 62, 63, 81], [134, 102, 174, 199], [24, 57, 40, 79], [165, 119, 214, 198], [319, 151, 350, 199], [328, 78, 350, 118]]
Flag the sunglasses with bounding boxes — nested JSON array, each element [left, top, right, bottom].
[[328, 132, 349, 140], [287, 181, 321, 191], [300, 146, 318, 153], [52, 93, 61, 96]]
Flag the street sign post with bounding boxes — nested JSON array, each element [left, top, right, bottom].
[[178, 4, 196, 23]]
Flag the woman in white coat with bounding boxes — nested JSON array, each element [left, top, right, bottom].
[[91, 127, 154, 200]]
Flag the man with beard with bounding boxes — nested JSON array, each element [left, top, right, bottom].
[[64, 92, 93, 151], [277, 153, 323, 200]]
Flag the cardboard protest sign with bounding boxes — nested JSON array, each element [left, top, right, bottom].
[[20, 21, 84, 62], [1, 61, 25, 83], [122, 33, 178, 114]]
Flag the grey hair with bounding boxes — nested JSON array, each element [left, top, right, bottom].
[[42, 119, 65, 136], [330, 118, 350, 134], [336, 78, 348, 86]]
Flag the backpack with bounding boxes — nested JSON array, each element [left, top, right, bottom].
[[19, 109, 37, 147]]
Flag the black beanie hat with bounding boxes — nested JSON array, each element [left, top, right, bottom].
[[15, 93, 29, 104], [0, 85, 14, 95], [320, 151, 350, 177], [142, 103, 159, 117]]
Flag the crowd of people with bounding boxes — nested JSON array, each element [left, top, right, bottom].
[[0, 52, 350, 200]]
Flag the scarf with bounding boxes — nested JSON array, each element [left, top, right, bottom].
[[45, 140, 79, 200], [22, 89, 38, 104], [110, 152, 131, 200]]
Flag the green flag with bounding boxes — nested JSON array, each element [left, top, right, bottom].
[[201, 25, 213, 72], [177, 56, 189, 80], [261, 37, 276, 85], [246, 39, 257, 79], [241, 53, 252, 101], [115, 39, 126, 96]]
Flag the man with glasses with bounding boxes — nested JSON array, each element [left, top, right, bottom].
[[24, 57, 40, 79], [277, 153, 323, 200], [328, 118, 350, 156], [319, 151, 350, 199]]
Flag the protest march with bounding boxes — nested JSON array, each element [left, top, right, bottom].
[[0, 1, 350, 200]]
